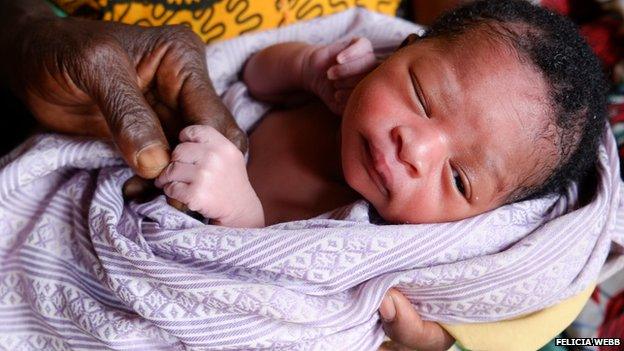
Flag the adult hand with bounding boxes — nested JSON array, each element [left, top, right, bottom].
[[1, 1, 247, 182], [378, 289, 455, 351]]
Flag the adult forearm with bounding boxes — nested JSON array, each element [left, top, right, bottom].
[[0, 0, 56, 87]]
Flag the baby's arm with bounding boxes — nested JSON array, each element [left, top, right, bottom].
[[243, 38, 378, 115], [155, 125, 264, 228], [242, 42, 312, 104]]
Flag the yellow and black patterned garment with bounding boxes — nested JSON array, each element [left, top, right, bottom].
[[51, 0, 399, 43]]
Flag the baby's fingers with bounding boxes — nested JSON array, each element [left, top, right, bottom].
[[163, 181, 191, 205], [179, 124, 231, 145], [307, 40, 352, 71], [336, 37, 373, 64], [327, 53, 377, 80], [155, 161, 196, 188], [318, 40, 353, 62]]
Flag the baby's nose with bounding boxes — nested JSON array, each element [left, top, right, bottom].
[[391, 125, 448, 177]]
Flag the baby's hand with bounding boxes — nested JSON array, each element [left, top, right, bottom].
[[154, 125, 264, 228], [303, 37, 378, 115]]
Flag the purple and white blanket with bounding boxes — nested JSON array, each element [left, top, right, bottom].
[[1, 9, 623, 351]]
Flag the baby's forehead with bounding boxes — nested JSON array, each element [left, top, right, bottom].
[[416, 23, 537, 67], [424, 19, 537, 50]]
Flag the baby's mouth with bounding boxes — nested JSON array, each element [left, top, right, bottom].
[[363, 138, 391, 197]]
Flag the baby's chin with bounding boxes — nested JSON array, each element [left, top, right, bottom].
[[352, 189, 415, 224], [374, 205, 417, 224], [373, 198, 481, 225], [339, 154, 403, 223]]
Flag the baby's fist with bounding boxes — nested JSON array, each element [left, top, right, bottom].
[[327, 37, 376, 81], [303, 37, 377, 115], [155, 125, 264, 227]]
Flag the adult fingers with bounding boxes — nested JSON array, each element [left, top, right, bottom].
[[379, 289, 455, 351], [179, 71, 247, 152], [84, 39, 170, 179], [151, 26, 248, 153]]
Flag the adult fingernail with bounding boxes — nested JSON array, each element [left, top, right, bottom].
[[136, 144, 169, 177], [379, 294, 396, 323]]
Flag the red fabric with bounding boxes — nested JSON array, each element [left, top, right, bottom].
[[611, 104, 624, 124], [591, 287, 602, 304], [580, 17, 623, 70], [598, 290, 624, 350], [541, 0, 571, 15]]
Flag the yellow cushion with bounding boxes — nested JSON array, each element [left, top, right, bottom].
[[442, 285, 595, 351], [51, 0, 400, 43]]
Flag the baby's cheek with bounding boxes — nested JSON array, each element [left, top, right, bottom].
[[380, 200, 426, 224], [341, 145, 364, 193], [383, 187, 442, 224], [341, 137, 375, 201]]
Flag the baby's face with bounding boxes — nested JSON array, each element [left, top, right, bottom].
[[341, 35, 554, 223]]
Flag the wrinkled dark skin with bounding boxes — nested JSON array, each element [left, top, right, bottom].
[[0, 1, 454, 349], [379, 289, 455, 351], [0, 1, 247, 197]]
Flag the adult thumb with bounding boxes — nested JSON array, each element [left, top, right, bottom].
[[379, 289, 455, 351], [87, 45, 170, 179]]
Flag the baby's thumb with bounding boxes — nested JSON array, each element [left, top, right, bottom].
[[122, 175, 189, 211]]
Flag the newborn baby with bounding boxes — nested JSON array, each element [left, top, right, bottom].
[[154, 0, 607, 228]]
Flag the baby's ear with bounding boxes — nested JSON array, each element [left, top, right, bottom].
[[396, 33, 420, 51]]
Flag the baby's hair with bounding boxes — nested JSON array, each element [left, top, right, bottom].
[[422, 0, 608, 203]]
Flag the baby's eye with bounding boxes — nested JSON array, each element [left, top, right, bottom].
[[452, 167, 467, 197], [409, 70, 428, 117]]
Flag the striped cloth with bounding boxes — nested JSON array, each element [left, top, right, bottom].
[[0, 9, 623, 350]]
